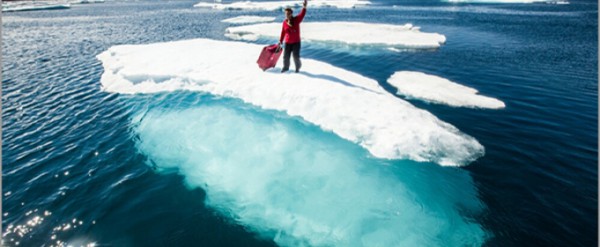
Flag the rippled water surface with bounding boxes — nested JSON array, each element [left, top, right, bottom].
[[2, 0, 597, 246]]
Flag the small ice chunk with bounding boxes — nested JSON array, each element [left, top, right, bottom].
[[387, 71, 505, 109], [222, 15, 276, 24]]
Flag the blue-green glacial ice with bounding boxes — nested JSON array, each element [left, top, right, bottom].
[[133, 103, 488, 246]]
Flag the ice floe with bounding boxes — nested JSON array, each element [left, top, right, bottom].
[[2, 1, 70, 12], [388, 71, 505, 109], [222, 15, 277, 24], [226, 22, 446, 49], [133, 105, 488, 246], [69, 0, 104, 4], [97, 38, 483, 166], [195, 0, 370, 11]]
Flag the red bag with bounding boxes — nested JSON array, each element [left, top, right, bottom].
[[257, 44, 282, 71]]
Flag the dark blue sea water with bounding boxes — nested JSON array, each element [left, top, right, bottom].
[[2, 0, 597, 246]]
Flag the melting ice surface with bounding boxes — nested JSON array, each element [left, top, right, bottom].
[[195, 0, 370, 10], [133, 103, 488, 246], [226, 22, 446, 49], [388, 71, 505, 109], [97, 38, 484, 166], [222, 15, 277, 24]]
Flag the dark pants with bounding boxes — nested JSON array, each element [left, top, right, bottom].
[[282, 42, 301, 72]]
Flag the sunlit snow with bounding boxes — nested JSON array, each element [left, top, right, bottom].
[[97, 38, 483, 166]]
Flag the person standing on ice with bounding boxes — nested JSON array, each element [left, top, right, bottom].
[[278, 0, 307, 73]]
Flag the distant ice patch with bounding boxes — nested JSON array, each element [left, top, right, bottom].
[[2, 1, 70, 12], [69, 0, 104, 4], [195, 0, 370, 10], [134, 104, 488, 246], [388, 71, 505, 109], [222, 15, 276, 24], [97, 38, 483, 166], [226, 22, 446, 49]]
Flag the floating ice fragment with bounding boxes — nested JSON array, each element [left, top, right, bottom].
[[222, 15, 276, 24], [388, 71, 505, 109], [2, 1, 70, 12], [68, 0, 104, 4]]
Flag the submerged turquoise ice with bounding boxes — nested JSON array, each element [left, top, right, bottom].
[[133, 100, 487, 246]]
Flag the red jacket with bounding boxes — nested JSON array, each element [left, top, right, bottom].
[[279, 8, 306, 44]]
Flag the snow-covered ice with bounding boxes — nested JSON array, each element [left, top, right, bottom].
[[222, 15, 277, 24], [388, 71, 505, 109], [97, 38, 483, 166], [195, 0, 370, 10], [226, 22, 446, 49]]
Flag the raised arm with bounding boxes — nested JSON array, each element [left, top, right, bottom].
[[296, 0, 307, 23]]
